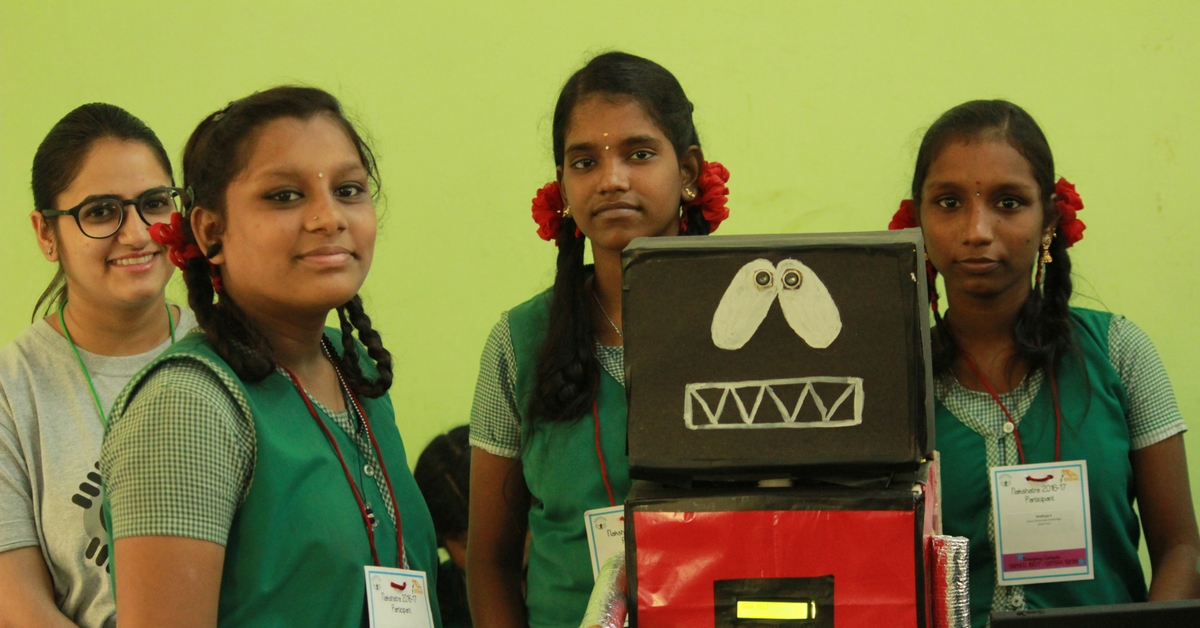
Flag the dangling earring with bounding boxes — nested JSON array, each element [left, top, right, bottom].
[[1035, 231, 1054, 287]]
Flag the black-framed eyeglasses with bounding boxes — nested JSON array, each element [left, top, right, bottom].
[[37, 186, 191, 239]]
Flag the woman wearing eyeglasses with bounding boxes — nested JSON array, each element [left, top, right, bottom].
[[0, 103, 196, 628]]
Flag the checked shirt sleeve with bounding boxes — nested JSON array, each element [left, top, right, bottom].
[[469, 313, 523, 459], [1108, 315, 1187, 450], [101, 360, 254, 545]]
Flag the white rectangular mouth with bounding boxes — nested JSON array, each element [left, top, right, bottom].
[[683, 376, 864, 430]]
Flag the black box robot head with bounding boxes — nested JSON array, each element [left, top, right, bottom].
[[622, 230, 934, 482]]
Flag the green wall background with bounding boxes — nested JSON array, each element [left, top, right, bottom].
[[2, 1, 1197, 573]]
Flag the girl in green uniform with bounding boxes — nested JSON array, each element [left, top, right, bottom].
[[100, 87, 441, 627], [889, 99, 1200, 626], [466, 52, 730, 627]]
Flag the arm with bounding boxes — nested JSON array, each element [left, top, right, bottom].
[[1132, 434, 1200, 600], [112, 537, 225, 628], [467, 448, 531, 628], [101, 361, 253, 628], [0, 547, 77, 628]]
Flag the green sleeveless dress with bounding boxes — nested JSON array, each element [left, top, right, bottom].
[[508, 290, 632, 628], [108, 330, 442, 627], [938, 309, 1146, 627]]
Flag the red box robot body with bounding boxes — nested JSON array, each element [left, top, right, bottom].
[[626, 473, 937, 628]]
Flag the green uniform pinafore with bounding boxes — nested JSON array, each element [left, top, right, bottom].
[[110, 330, 442, 627], [938, 309, 1146, 627], [508, 290, 632, 628]]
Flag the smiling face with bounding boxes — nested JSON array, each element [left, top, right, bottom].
[[33, 138, 175, 312], [919, 139, 1051, 303], [557, 96, 698, 253], [196, 114, 376, 322]]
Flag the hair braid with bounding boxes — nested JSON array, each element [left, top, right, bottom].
[[530, 218, 597, 423], [335, 295, 393, 398], [1037, 233, 1074, 367], [181, 253, 274, 381], [682, 205, 712, 236]]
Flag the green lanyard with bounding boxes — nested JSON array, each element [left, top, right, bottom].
[[58, 300, 176, 426]]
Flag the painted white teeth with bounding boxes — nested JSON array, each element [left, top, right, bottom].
[[111, 254, 154, 266], [711, 258, 843, 350]]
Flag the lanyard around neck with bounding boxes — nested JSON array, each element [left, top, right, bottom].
[[59, 300, 176, 426], [281, 340, 405, 568], [960, 352, 1062, 465]]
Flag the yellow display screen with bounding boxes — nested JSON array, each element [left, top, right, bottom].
[[736, 600, 815, 620]]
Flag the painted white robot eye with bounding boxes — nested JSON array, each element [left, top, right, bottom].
[[775, 258, 842, 349], [781, 268, 803, 290], [712, 259, 778, 350]]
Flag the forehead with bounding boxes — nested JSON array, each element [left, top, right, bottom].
[[238, 114, 361, 178], [925, 140, 1037, 187], [60, 138, 171, 204], [564, 95, 667, 142]]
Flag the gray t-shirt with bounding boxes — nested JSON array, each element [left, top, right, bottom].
[[0, 307, 196, 628]]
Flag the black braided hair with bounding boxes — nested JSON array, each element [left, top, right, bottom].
[[530, 52, 709, 425], [911, 99, 1075, 379], [30, 103, 173, 320], [180, 86, 393, 396]]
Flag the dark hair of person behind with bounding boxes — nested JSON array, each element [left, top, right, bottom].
[[531, 51, 710, 425], [179, 86, 392, 397], [30, 103, 174, 321], [911, 99, 1074, 378], [413, 425, 471, 543]]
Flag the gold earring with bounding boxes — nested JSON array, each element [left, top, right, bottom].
[[563, 205, 572, 218], [1041, 232, 1054, 265], [685, 187, 696, 200]]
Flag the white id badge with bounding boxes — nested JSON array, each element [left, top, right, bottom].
[[364, 566, 434, 628], [989, 460, 1094, 586], [584, 505, 625, 580]]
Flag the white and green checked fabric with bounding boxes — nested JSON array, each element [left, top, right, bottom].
[[469, 311, 625, 459], [103, 359, 398, 546], [934, 313, 1186, 613]]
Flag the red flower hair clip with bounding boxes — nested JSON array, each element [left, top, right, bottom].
[[682, 160, 731, 233], [530, 181, 580, 246], [889, 199, 917, 230], [1053, 177, 1086, 247], [887, 199, 939, 313], [149, 212, 203, 270]]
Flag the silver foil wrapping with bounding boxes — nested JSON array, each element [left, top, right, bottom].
[[931, 535, 970, 628], [578, 550, 628, 628]]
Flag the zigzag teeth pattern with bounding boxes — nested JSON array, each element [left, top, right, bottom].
[[683, 377, 864, 430]]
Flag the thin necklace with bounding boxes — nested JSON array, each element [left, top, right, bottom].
[[592, 289, 623, 339]]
